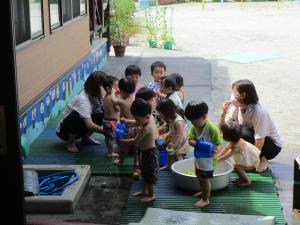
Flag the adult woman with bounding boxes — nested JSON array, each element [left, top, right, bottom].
[[219, 79, 282, 172], [56, 71, 106, 152]]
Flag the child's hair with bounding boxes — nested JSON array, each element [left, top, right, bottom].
[[156, 98, 177, 121], [84, 71, 108, 97], [130, 98, 152, 117], [220, 119, 241, 143], [118, 77, 136, 94], [135, 87, 156, 101], [170, 73, 184, 90], [162, 76, 177, 91], [125, 65, 141, 77], [185, 100, 208, 121], [235, 79, 259, 105], [151, 61, 166, 74], [102, 75, 118, 90]]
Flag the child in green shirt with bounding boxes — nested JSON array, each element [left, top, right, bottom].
[[185, 100, 223, 208]]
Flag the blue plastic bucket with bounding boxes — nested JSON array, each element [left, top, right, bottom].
[[159, 151, 168, 167]]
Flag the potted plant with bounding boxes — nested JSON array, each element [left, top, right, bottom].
[[159, 32, 175, 50], [146, 26, 158, 48], [109, 0, 136, 57]]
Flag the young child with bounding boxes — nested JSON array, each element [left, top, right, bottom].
[[157, 98, 189, 171], [135, 87, 157, 111], [148, 61, 166, 92], [185, 100, 223, 208], [217, 119, 260, 187], [102, 75, 120, 157], [125, 65, 143, 95], [111, 77, 139, 168], [160, 75, 183, 110], [121, 98, 159, 203], [170, 73, 184, 104]]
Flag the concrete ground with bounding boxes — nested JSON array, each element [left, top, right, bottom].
[[166, 2, 300, 224], [27, 1, 300, 225]]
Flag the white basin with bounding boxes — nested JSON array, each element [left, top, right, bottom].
[[171, 158, 233, 192]]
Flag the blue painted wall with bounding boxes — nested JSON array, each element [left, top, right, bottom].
[[20, 42, 108, 158]]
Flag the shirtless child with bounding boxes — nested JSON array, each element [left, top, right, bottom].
[[102, 75, 120, 156], [111, 77, 139, 167], [121, 98, 159, 203]]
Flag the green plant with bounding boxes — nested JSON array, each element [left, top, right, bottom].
[[159, 32, 175, 44], [109, 0, 136, 46]]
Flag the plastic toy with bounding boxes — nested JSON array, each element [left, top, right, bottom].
[[114, 123, 126, 140], [194, 139, 214, 158], [186, 171, 194, 176]]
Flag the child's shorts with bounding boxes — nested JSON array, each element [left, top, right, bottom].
[[141, 147, 159, 184], [195, 167, 214, 179], [123, 124, 139, 139], [102, 118, 118, 138]]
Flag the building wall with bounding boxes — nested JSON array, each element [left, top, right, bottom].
[[20, 41, 108, 159], [15, 0, 109, 158], [16, 1, 90, 110]]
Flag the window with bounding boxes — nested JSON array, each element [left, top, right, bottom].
[[62, 0, 72, 23], [14, 0, 44, 46], [48, 0, 87, 32], [80, 0, 87, 15], [49, 0, 61, 30], [72, 0, 80, 18], [30, 0, 43, 38]]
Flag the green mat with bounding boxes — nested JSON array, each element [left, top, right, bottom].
[[23, 125, 135, 175], [129, 207, 275, 225], [120, 171, 286, 225]]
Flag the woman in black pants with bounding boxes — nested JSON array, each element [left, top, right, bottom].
[[56, 71, 106, 152], [219, 79, 282, 172]]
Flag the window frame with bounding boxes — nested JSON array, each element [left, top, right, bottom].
[[30, 0, 45, 40], [80, 0, 87, 16], [14, 0, 45, 47], [48, 0, 62, 31]]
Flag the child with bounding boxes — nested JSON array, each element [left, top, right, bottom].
[[121, 98, 159, 203], [217, 119, 260, 187], [160, 75, 183, 110], [102, 75, 120, 157], [89, 71, 107, 128], [135, 87, 157, 111], [185, 100, 223, 208], [148, 61, 166, 92], [111, 77, 139, 168], [125, 65, 143, 95], [170, 73, 184, 104], [157, 98, 189, 171]]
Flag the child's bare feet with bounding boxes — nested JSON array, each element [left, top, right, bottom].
[[141, 195, 156, 203], [194, 198, 209, 208], [133, 191, 148, 196], [107, 152, 119, 157], [67, 144, 79, 153], [256, 157, 269, 172], [81, 137, 101, 145], [235, 180, 251, 187], [193, 191, 202, 197]]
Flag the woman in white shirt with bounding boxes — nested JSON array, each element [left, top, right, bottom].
[[56, 72, 104, 152], [219, 79, 282, 172]]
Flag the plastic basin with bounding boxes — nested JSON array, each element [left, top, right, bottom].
[[171, 158, 233, 191]]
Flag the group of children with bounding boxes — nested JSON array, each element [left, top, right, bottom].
[[93, 61, 262, 207]]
